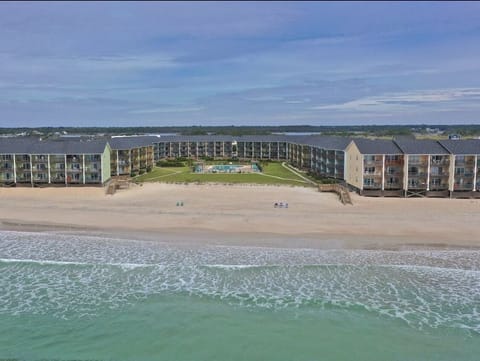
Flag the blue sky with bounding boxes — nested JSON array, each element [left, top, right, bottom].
[[1, 1, 480, 127]]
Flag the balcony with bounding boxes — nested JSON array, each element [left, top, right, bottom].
[[408, 171, 427, 177], [430, 172, 449, 178], [385, 160, 404, 166], [431, 160, 450, 167], [364, 171, 382, 176], [363, 183, 382, 190]]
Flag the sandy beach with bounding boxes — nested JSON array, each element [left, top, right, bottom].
[[1, 183, 479, 249]]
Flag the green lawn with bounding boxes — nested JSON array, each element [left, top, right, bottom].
[[135, 162, 313, 186]]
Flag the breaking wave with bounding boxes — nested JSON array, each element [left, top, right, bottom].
[[1, 231, 479, 334]]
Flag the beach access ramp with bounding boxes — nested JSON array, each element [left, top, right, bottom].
[[318, 184, 353, 205]]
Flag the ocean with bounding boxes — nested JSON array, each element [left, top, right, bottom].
[[0, 231, 479, 361]]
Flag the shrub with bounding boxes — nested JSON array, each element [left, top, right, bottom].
[[156, 160, 185, 167]]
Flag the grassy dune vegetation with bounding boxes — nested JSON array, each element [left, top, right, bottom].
[[135, 162, 312, 186]]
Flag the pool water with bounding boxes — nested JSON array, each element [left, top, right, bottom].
[[195, 164, 261, 173]]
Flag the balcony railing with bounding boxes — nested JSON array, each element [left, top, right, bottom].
[[431, 159, 449, 165], [385, 160, 404, 166], [364, 183, 382, 189]]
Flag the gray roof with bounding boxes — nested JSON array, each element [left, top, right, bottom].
[[0, 137, 108, 154], [156, 135, 234, 143], [0, 137, 38, 154], [155, 134, 290, 143], [234, 135, 289, 142], [438, 139, 480, 155], [296, 136, 352, 150], [352, 138, 402, 154], [108, 136, 158, 149], [394, 139, 449, 154]]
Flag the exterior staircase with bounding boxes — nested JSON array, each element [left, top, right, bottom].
[[318, 183, 353, 205]]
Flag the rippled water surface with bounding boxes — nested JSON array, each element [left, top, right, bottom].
[[1, 231, 479, 361]]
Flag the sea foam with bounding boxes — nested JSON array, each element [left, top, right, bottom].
[[0, 230, 479, 334]]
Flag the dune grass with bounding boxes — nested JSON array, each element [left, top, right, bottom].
[[135, 162, 313, 186]]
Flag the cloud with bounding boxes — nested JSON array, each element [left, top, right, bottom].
[[310, 88, 480, 112], [1, 2, 480, 126]]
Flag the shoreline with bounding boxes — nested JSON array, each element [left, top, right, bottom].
[[1, 183, 479, 250], [2, 221, 480, 251]]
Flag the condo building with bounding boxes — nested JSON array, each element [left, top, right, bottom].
[[438, 139, 480, 197], [109, 136, 157, 176], [0, 138, 111, 186], [345, 139, 405, 196], [289, 136, 351, 179], [153, 135, 289, 161], [2, 134, 479, 198]]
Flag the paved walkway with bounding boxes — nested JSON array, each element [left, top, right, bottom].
[[281, 162, 317, 185]]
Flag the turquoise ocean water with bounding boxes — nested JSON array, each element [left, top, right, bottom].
[[1, 231, 479, 360]]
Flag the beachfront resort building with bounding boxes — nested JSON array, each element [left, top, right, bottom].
[[345, 139, 405, 197], [109, 136, 157, 176], [439, 139, 480, 197], [0, 138, 111, 186], [154, 135, 289, 161], [2, 134, 480, 198], [288, 136, 351, 180]]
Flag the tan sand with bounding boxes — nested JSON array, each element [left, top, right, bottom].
[[1, 183, 479, 249]]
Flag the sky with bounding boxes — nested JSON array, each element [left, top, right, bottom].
[[1, 1, 480, 127]]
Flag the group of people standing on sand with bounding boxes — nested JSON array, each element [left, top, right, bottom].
[[274, 202, 288, 208]]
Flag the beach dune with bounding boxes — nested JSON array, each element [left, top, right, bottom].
[[1, 183, 478, 249]]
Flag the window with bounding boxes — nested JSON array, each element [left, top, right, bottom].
[[455, 167, 465, 175], [408, 166, 418, 174], [364, 166, 375, 174], [364, 155, 375, 162], [431, 178, 441, 186], [408, 179, 419, 187], [430, 167, 441, 175], [409, 155, 421, 164], [385, 155, 399, 162], [386, 167, 396, 174], [431, 155, 444, 164], [387, 177, 398, 185], [364, 178, 375, 186]]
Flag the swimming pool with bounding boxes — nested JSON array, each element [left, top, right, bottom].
[[195, 164, 261, 173]]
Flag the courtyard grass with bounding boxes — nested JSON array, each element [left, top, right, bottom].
[[135, 162, 313, 186]]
